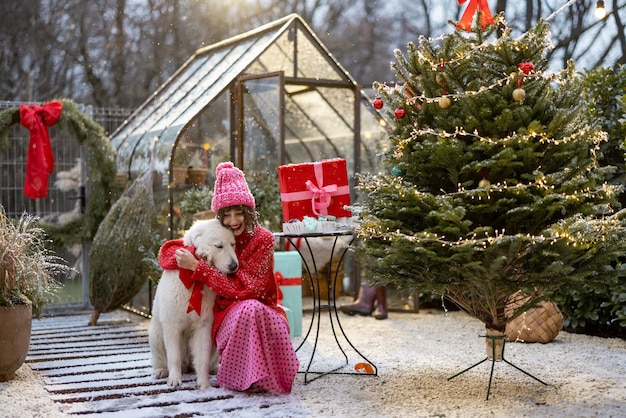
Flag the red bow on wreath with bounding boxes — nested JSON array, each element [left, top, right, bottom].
[[19, 101, 63, 199], [456, 0, 495, 32]]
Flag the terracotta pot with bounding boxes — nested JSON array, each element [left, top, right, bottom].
[[172, 165, 188, 185], [192, 210, 216, 221], [0, 302, 32, 381], [187, 168, 208, 185], [485, 328, 506, 361]]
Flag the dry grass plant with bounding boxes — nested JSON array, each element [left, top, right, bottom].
[[0, 207, 70, 317]]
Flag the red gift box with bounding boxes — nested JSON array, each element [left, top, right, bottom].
[[278, 158, 352, 221]]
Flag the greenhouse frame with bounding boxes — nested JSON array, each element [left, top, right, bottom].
[[111, 13, 389, 238]]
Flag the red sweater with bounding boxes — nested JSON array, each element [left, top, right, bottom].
[[158, 226, 285, 340]]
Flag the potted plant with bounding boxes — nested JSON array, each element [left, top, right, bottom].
[[179, 186, 214, 229], [171, 147, 191, 185], [187, 150, 208, 185], [0, 206, 70, 381]]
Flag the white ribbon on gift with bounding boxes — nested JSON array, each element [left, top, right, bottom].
[[280, 161, 350, 216]]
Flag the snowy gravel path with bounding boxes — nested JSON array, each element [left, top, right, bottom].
[[1, 304, 625, 417]]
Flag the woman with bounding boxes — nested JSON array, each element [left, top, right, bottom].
[[158, 162, 299, 394]]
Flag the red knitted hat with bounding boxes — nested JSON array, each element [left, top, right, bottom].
[[211, 162, 255, 212]]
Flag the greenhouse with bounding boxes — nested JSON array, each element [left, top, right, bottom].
[[111, 13, 389, 237]]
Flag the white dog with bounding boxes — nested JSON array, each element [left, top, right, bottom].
[[149, 219, 238, 389]]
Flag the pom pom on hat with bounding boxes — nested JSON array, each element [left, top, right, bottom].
[[211, 162, 255, 212]]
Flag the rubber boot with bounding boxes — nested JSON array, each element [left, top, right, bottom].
[[339, 285, 377, 316], [373, 287, 388, 320]]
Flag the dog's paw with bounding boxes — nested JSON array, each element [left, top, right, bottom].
[[167, 377, 183, 387], [197, 378, 212, 390], [152, 368, 168, 379]]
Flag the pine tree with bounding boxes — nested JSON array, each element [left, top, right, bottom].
[[355, 14, 626, 333]]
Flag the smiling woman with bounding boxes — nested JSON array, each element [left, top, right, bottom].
[[157, 162, 300, 394]]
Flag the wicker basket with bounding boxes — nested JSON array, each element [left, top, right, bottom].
[[506, 299, 563, 343]]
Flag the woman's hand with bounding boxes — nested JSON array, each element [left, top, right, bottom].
[[175, 248, 199, 271]]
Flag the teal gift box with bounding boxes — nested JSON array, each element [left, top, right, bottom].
[[273, 251, 303, 337]]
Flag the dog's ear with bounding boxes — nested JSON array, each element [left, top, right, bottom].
[[183, 223, 202, 246]]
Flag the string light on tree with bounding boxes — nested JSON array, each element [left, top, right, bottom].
[[355, 2, 626, 368]]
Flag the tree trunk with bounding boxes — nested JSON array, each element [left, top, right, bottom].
[[485, 327, 506, 361], [88, 308, 101, 326]]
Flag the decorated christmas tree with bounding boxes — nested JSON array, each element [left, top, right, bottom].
[[355, 12, 626, 337]]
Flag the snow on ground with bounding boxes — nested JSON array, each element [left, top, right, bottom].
[[1, 307, 625, 417]]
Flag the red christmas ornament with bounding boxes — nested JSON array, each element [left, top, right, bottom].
[[372, 97, 384, 110], [394, 108, 406, 119], [518, 61, 535, 75], [516, 61, 535, 88]]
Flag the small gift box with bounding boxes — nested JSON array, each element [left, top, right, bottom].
[[278, 158, 352, 221], [273, 251, 303, 337]]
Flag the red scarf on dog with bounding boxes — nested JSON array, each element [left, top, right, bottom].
[[158, 239, 204, 315]]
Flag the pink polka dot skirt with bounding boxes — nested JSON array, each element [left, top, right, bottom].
[[215, 299, 299, 394]]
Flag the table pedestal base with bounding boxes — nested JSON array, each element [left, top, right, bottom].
[[278, 231, 377, 384]]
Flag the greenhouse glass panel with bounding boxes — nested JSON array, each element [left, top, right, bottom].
[[359, 99, 390, 174], [249, 30, 294, 76], [135, 53, 222, 132], [295, 29, 343, 81], [113, 56, 209, 144], [242, 76, 282, 174], [176, 93, 231, 188], [283, 87, 354, 163], [152, 40, 258, 136]]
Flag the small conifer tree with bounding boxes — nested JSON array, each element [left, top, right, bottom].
[[355, 14, 626, 334]]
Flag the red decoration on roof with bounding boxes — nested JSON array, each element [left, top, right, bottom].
[[456, 0, 495, 32]]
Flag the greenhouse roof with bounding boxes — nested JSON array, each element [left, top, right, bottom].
[[110, 14, 365, 176]]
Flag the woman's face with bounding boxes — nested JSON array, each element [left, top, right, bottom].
[[221, 208, 246, 236]]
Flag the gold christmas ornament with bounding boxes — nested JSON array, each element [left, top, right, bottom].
[[512, 88, 526, 102], [438, 96, 452, 109], [478, 178, 491, 188]]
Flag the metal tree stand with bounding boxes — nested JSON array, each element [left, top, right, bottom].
[[447, 334, 549, 400]]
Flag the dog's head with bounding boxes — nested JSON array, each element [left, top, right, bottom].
[[183, 219, 238, 274]]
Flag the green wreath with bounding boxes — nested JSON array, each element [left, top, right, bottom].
[[0, 98, 120, 247]]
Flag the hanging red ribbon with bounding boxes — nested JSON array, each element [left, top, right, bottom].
[[456, 0, 495, 32], [19, 101, 63, 199], [275, 272, 285, 304]]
